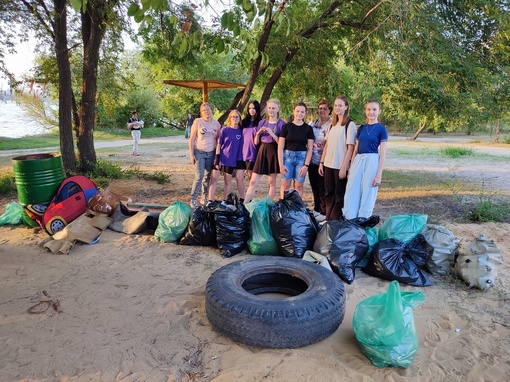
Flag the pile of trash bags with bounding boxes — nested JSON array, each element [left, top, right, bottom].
[[2, 187, 501, 290]]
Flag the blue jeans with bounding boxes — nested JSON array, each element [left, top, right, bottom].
[[190, 149, 214, 202], [283, 150, 307, 183]]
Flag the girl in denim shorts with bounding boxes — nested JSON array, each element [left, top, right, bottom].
[[278, 102, 315, 200]]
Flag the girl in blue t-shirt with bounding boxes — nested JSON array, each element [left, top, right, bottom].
[[343, 99, 388, 219], [208, 109, 245, 201]]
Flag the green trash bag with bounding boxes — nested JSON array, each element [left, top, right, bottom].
[[378, 214, 427, 244], [247, 195, 280, 255], [154, 201, 192, 242], [352, 280, 425, 368], [0, 202, 24, 225], [357, 226, 378, 268]]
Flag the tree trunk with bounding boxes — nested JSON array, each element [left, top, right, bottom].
[[260, 1, 345, 106], [410, 120, 427, 140], [495, 119, 500, 143], [53, 0, 76, 173], [77, 1, 113, 172], [218, 89, 245, 125], [71, 92, 80, 138], [235, 0, 278, 113]]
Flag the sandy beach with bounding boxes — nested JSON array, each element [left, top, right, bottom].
[[0, 134, 509, 381]]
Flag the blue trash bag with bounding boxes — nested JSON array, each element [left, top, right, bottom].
[[353, 280, 425, 368], [378, 214, 428, 244], [154, 201, 192, 242]]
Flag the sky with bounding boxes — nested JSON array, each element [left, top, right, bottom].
[[1, 38, 36, 90], [0, 1, 222, 90], [1, 26, 137, 91]]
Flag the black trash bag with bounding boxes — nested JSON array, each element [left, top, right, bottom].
[[270, 190, 318, 258], [406, 234, 434, 269], [348, 215, 380, 229], [179, 206, 217, 247], [363, 238, 433, 287], [204, 193, 251, 258], [313, 220, 369, 284], [109, 202, 159, 234]]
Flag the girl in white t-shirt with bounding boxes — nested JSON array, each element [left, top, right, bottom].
[[318, 96, 356, 221]]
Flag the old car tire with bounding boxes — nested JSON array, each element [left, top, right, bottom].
[[205, 256, 346, 348]]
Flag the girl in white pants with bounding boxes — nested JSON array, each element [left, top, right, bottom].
[[343, 100, 388, 219]]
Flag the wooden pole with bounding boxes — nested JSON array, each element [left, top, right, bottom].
[[202, 82, 208, 102]]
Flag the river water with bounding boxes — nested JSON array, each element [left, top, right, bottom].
[[0, 97, 50, 138]]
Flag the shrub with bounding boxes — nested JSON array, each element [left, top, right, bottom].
[[0, 172, 17, 196], [469, 196, 510, 222]]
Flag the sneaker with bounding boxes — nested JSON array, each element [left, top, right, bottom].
[[314, 211, 326, 222], [190, 200, 198, 209]]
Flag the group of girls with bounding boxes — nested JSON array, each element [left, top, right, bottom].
[[187, 97, 388, 220]]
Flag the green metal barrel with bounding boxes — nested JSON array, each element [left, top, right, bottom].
[[12, 153, 65, 206]]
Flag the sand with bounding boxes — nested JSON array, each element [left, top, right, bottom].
[[0, 134, 509, 381]]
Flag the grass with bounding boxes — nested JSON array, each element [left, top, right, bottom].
[[80, 159, 171, 189], [469, 197, 510, 222], [380, 170, 465, 193], [440, 146, 475, 158], [0, 156, 170, 199], [0, 171, 16, 197], [0, 127, 182, 151], [461, 183, 510, 223], [378, 169, 510, 223]]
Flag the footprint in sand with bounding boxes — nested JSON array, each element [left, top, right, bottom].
[[424, 320, 451, 345]]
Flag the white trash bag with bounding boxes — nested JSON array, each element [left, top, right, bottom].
[[421, 224, 460, 275], [302, 250, 333, 272], [453, 234, 502, 290]]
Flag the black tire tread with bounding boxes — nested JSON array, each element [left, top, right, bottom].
[[205, 257, 346, 348]]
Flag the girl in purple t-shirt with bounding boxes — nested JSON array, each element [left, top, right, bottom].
[[208, 110, 245, 201], [244, 98, 285, 204], [241, 100, 261, 180]]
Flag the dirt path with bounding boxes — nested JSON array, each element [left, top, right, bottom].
[[1, 134, 509, 223]]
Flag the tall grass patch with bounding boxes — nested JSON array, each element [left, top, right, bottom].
[[440, 146, 474, 158], [0, 171, 16, 196]]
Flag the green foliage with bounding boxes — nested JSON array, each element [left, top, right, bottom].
[[440, 147, 474, 158], [86, 159, 124, 179], [123, 168, 170, 184], [347, 0, 510, 134], [469, 196, 510, 222], [0, 172, 17, 196], [81, 159, 170, 189]]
